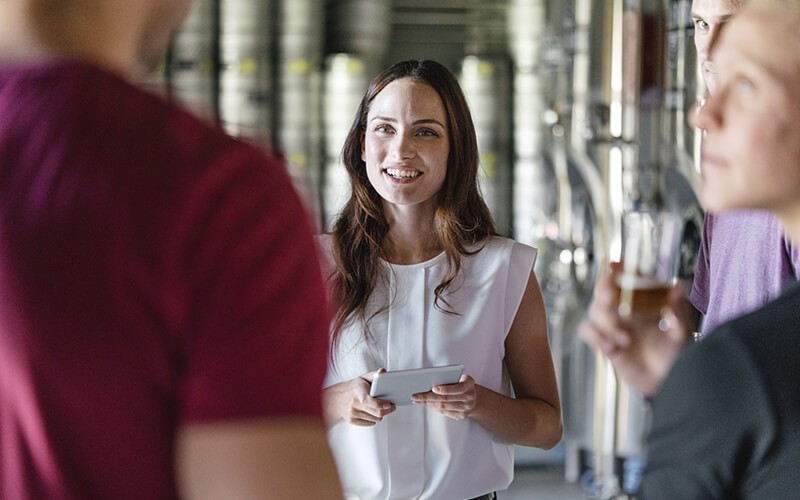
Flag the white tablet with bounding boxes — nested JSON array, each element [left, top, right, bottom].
[[369, 364, 464, 406]]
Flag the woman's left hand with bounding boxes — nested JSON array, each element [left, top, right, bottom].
[[410, 374, 477, 420]]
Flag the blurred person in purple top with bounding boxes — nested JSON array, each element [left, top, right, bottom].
[[0, 0, 342, 499], [690, 0, 800, 335]]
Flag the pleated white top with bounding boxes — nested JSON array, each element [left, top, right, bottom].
[[319, 235, 538, 500]]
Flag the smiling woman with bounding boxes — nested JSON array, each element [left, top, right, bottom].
[[318, 59, 563, 500], [363, 77, 449, 215]]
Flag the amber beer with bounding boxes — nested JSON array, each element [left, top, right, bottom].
[[616, 273, 672, 320]]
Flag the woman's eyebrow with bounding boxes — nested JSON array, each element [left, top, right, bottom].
[[369, 116, 445, 128]]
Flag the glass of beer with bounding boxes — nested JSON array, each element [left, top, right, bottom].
[[617, 211, 683, 322]]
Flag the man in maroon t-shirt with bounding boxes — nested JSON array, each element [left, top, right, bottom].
[[0, 1, 342, 499]]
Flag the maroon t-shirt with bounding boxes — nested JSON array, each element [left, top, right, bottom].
[[0, 60, 330, 499]]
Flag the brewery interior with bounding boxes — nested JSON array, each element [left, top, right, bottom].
[[149, 0, 706, 497]]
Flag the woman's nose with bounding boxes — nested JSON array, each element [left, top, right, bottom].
[[391, 134, 415, 159]]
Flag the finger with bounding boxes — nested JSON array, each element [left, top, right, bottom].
[[413, 396, 470, 411], [352, 405, 393, 422], [431, 377, 472, 396], [361, 367, 386, 383], [349, 416, 380, 427], [597, 261, 622, 296], [660, 311, 691, 344], [363, 397, 395, 415], [579, 318, 631, 350], [437, 410, 469, 421]]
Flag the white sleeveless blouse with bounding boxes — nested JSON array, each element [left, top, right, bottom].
[[319, 235, 538, 500]]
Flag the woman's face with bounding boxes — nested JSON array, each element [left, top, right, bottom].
[[362, 78, 449, 215]]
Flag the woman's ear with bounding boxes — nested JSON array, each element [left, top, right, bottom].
[[361, 133, 366, 162]]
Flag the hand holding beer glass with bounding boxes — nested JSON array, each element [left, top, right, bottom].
[[579, 211, 688, 395], [617, 211, 683, 328]]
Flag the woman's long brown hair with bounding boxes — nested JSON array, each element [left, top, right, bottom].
[[329, 59, 496, 352]]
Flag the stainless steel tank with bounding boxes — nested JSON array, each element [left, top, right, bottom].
[[325, 0, 391, 74], [218, 0, 273, 143], [276, 0, 326, 229], [460, 55, 513, 235], [322, 54, 369, 230], [169, 0, 217, 121]]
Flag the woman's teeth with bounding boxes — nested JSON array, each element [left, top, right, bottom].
[[385, 168, 420, 179]]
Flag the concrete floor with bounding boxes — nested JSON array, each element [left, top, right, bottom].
[[498, 465, 586, 500]]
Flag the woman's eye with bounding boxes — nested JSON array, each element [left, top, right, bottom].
[[694, 19, 709, 31], [417, 128, 439, 137], [374, 124, 393, 134]]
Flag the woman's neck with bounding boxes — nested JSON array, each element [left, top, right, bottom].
[[382, 204, 441, 265]]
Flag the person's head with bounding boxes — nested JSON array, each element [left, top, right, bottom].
[[693, 0, 800, 222], [341, 59, 487, 222], [360, 76, 449, 217], [0, 0, 193, 76], [692, 0, 746, 94], [330, 60, 495, 347]]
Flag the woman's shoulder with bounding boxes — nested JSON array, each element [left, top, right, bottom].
[[477, 236, 537, 258]]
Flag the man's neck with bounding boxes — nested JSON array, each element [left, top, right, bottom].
[[0, 1, 138, 77]]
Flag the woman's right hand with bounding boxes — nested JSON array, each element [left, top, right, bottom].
[[323, 369, 396, 427]]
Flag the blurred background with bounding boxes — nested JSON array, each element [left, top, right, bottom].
[[143, 1, 706, 497]]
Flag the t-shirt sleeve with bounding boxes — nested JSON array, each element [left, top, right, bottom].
[[689, 214, 713, 315], [639, 332, 775, 499], [173, 145, 331, 423]]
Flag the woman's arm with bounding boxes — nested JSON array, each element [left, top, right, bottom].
[[469, 271, 563, 448], [412, 271, 563, 448]]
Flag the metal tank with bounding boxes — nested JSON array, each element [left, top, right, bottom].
[[325, 0, 391, 76], [461, 1, 514, 236], [276, 0, 326, 229], [218, 0, 273, 143], [169, 0, 218, 121], [459, 56, 513, 236], [322, 54, 370, 231]]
